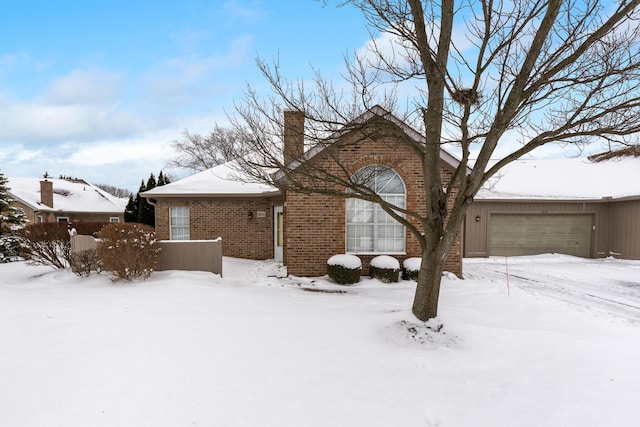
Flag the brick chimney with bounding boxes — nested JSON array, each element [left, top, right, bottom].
[[40, 180, 53, 208], [283, 110, 305, 165]]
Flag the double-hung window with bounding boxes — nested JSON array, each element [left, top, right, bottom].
[[346, 166, 406, 253], [170, 206, 190, 240]]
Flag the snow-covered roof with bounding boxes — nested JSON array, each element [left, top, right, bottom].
[[7, 177, 126, 213], [141, 162, 280, 198], [477, 156, 640, 201]]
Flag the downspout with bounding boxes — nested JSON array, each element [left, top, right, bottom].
[[145, 198, 157, 228]]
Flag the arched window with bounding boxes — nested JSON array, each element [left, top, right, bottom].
[[346, 165, 406, 253]]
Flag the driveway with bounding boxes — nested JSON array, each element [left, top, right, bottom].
[[464, 254, 640, 323]]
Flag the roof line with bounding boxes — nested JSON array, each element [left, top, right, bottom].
[[142, 190, 282, 199], [274, 105, 465, 183]]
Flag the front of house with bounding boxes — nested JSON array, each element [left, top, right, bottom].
[[141, 106, 640, 277], [142, 107, 464, 277]]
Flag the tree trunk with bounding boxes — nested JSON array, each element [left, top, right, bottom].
[[412, 246, 444, 321]]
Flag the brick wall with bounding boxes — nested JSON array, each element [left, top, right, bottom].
[[155, 197, 283, 260], [285, 116, 462, 277]]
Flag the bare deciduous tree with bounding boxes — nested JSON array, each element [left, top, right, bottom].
[[169, 127, 251, 172], [219, 0, 640, 321], [94, 183, 132, 199]]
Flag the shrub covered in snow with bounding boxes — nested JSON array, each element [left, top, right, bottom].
[[402, 257, 422, 281], [0, 235, 24, 263], [19, 223, 71, 269], [327, 254, 362, 285], [370, 255, 401, 283], [69, 249, 100, 277], [97, 223, 160, 281], [0, 171, 27, 262]]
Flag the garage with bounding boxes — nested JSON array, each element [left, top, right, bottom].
[[489, 213, 593, 258]]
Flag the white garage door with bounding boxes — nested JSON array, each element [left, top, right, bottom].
[[489, 214, 593, 258]]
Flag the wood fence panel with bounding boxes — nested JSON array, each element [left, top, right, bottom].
[[71, 235, 98, 253], [71, 236, 223, 276], [156, 240, 223, 276]]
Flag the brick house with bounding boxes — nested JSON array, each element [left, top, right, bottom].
[[142, 106, 463, 277], [7, 177, 125, 225]]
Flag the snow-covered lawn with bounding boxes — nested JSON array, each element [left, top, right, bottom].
[[1, 255, 639, 427]]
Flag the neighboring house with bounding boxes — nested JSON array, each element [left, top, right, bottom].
[[464, 152, 640, 260], [7, 177, 126, 225], [142, 106, 464, 277]]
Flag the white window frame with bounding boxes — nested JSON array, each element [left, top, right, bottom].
[[36, 214, 44, 224], [169, 206, 190, 240], [56, 216, 70, 223], [109, 217, 120, 223], [345, 166, 406, 254]]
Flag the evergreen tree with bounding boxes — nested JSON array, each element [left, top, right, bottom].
[[123, 195, 138, 222], [0, 172, 27, 262], [157, 171, 168, 186], [137, 173, 156, 227], [124, 180, 144, 223]]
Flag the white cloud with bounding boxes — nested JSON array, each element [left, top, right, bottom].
[[13, 149, 42, 163], [356, 20, 475, 69], [0, 66, 152, 146], [45, 68, 123, 105], [145, 34, 254, 103], [0, 98, 148, 144], [68, 138, 174, 166]]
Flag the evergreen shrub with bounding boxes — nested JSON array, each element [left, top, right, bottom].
[[327, 254, 362, 285], [97, 223, 161, 281], [402, 257, 421, 281], [0, 236, 24, 263], [1, 171, 27, 262], [370, 255, 400, 283]]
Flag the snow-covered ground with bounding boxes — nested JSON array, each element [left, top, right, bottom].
[[466, 255, 640, 324], [1, 255, 640, 427]]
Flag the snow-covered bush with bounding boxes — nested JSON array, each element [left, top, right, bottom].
[[370, 255, 401, 283], [402, 257, 421, 281], [327, 254, 362, 285], [0, 235, 23, 263], [1, 172, 27, 262], [19, 223, 71, 269], [69, 249, 100, 277], [97, 223, 161, 281]]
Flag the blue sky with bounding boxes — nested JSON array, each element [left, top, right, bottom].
[[0, 0, 371, 191]]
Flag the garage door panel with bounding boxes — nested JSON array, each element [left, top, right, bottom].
[[489, 214, 592, 258]]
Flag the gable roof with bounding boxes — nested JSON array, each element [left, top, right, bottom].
[[7, 177, 127, 213], [144, 106, 465, 199], [276, 105, 463, 182], [476, 156, 640, 201], [141, 162, 280, 198]]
